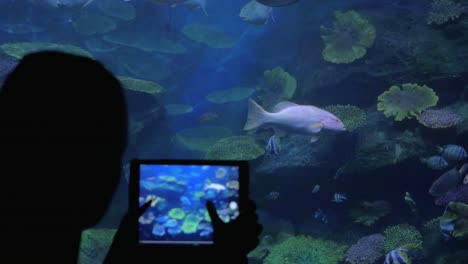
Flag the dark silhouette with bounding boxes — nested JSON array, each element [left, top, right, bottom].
[[0, 51, 261, 263]]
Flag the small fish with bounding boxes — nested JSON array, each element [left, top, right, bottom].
[[420, 156, 448, 170], [393, 143, 402, 164], [244, 99, 346, 143], [314, 208, 328, 224], [334, 165, 346, 180], [332, 193, 347, 203], [204, 183, 227, 192], [265, 135, 280, 155], [437, 145, 468, 161], [384, 243, 422, 264], [264, 191, 280, 200], [311, 184, 320, 194]]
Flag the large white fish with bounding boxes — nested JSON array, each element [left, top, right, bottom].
[[244, 99, 346, 142]]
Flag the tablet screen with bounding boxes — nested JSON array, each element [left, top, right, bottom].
[[138, 164, 240, 245]]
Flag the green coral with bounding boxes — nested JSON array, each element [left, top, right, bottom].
[[206, 86, 255, 104], [324, 104, 367, 131], [181, 214, 201, 234], [168, 208, 186, 220], [78, 228, 116, 264], [205, 135, 265, 160], [264, 235, 347, 264], [1, 42, 93, 59], [321, 10, 376, 64], [182, 24, 234, 48], [349, 200, 391, 226], [382, 224, 423, 254], [117, 76, 165, 95], [444, 202, 468, 239], [377, 83, 439, 121], [256, 67, 297, 111]]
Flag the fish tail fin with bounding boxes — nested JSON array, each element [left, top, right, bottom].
[[436, 146, 444, 153], [244, 98, 270, 130]]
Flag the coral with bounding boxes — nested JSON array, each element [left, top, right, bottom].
[[97, 0, 136, 21], [377, 83, 439, 121], [345, 233, 384, 264], [182, 24, 234, 48], [205, 135, 265, 160], [205, 86, 255, 104], [1, 42, 93, 59], [168, 208, 186, 220], [173, 126, 233, 152], [256, 67, 297, 111], [416, 109, 463, 128], [382, 224, 422, 254], [164, 104, 194, 116], [445, 201, 468, 239], [117, 76, 165, 95], [349, 200, 391, 226], [427, 0, 466, 25], [264, 235, 347, 264], [73, 13, 116, 36], [435, 184, 468, 206], [181, 214, 201, 234], [321, 10, 376, 64], [324, 104, 367, 131], [78, 228, 116, 264]]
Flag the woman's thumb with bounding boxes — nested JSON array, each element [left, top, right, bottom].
[[206, 201, 222, 227]]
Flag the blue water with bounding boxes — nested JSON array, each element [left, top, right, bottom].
[[1, 0, 468, 263]]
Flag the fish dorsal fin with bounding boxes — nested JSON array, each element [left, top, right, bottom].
[[272, 101, 298, 112]]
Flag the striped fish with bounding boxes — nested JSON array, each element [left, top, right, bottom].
[[265, 135, 280, 155], [437, 145, 468, 161], [331, 192, 347, 203], [384, 243, 422, 264], [420, 156, 448, 170]]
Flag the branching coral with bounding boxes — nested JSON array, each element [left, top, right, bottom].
[[324, 104, 367, 131], [382, 224, 422, 254], [321, 10, 376, 64], [377, 83, 439, 121], [205, 135, 265, 160], [349, 200, 391, 226], [427, 0, 466, 25], [256, 67, 297, 111], [264, 235, 347, 264]]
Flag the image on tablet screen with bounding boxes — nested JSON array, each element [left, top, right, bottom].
[[138, 164, 240, 244]]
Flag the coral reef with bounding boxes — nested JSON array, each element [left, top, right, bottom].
[[173, 126, 233, 152], [168, 208, 186, 220], [416, 109, 463, 128], [181, 214, 202, 234], [1, 42, 93, 59], [427, 0, 466, 25], [182, 24, 234, 48], [205, 86, 255, 104], [324, 104, 367, 131], [377, 83, 439, 121], [349, 129, 429, 172], [321, 10, 376, 64], [117, 76, 165, 95], [256, 67, 297, 111], [205, 135, 265, 160], [435, 184, 468, 206], [78, 229, 116, 264], [264, 235, 347, 264], [382, 224, 423, 254], [349, 200, 391, 226], [345, 233, 384, 264]]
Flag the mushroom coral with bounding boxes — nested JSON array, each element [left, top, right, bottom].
[[321, 10, 376, 64], [377, 83, 439, 121]]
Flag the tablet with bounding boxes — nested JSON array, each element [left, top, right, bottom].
[[130, 159, 248, 246]]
